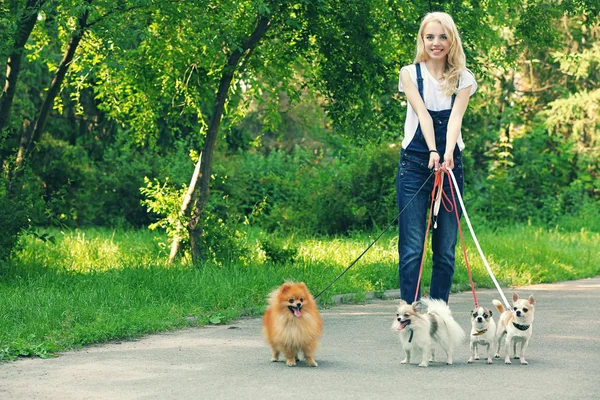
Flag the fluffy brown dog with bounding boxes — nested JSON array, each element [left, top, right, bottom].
[[262, 282, 322, 367]]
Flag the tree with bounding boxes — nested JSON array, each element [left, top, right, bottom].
[[0, 0, 48, 135]]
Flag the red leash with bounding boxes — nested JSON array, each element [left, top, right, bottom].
[[413, 168, 479, 308]]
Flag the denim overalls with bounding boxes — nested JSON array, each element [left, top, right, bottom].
[[396, 63, 464, 304]]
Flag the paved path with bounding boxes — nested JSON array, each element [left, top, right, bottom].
[[2, 278, 600, 399]]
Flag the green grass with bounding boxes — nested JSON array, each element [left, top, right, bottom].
[[1, 224, 599, 361]]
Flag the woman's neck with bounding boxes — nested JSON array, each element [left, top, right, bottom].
[[425, 58, 447, 80]]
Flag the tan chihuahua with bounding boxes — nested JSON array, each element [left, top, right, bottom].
[[493, 293, 536, 365]]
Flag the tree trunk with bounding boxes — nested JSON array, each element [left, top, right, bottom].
[[168, 152, 202, 263], [15, 0, 92, 170], [0, 0, 47, 133], [188, 15, 271, 263]]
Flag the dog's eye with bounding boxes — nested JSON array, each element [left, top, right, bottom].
[[288, 298, 294, 303], [483, 313, 488, 318], [472, 313, 478, 318], [513, 307, 517, 311], [403, 313, 410, 318], [523, 308, 528, 313], [396, 313, 400, 317], [299, 298, 304, 302]]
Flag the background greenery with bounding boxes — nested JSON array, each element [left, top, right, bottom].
[[1, 0, 599, 360]]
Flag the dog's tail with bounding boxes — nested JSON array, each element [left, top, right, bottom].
[[492, 299, 505, 314], [421, 298, 465, 347]]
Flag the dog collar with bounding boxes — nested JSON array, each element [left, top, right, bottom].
[[408, 329, 414, 343], [472, 329, 487, 336], [512, 322, 530, 331]]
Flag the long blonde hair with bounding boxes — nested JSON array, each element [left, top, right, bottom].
[[414, 12, 466, 96]]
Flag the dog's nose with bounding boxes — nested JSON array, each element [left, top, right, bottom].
[[296, 303, 302, 308], [397, 318, 402, 322], [477, 317, 483, 322], [516, 311, 521, 316]]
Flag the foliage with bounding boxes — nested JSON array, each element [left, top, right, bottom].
[[259, 236, 298, 264], [0, 169, 46, 260], [140, 173, 251, 265], [1, 0, 599, 254]]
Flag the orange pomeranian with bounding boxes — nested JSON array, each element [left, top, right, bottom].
[[262, 282, 323, 367]]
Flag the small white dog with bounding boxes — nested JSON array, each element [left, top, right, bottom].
[[493, 293, 536, 365], [468, 306, 496, 364], [392, 298, 465, 367]]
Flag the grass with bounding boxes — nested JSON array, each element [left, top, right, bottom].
[[1, 223, 599, 361]]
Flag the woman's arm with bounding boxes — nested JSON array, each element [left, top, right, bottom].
[[444, 85, 473, 169], [401, 69, 439, 169]]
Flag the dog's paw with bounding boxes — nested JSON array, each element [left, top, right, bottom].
[[467, 358, 473, 363], [418, 362, 429, 368], [474, 355, 480, 360], [307, 360, 318, 367], [286, 360, 297, 367], [520, 359, 528, 365], [514, 356, 520, 359], [494, 354, 500, 359], [400, 358, 409, 364], [505, 359, 512, 365], [487, 358, 493, 365], [271, 357, 278, 362]]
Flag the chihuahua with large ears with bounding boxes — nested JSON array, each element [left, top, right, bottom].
[[493, 293, 536, 365], [468, 306, 496, 364]]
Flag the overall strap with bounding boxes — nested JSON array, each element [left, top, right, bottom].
[[450, 74, 460, 108], [415, 63, 424, 101]]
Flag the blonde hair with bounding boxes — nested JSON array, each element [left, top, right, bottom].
[[414, 12, 466, 96]]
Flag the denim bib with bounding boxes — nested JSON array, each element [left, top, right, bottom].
[[405, 64, 459, 159]]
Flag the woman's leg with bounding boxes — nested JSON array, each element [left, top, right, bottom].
[[430, 157, 464, 303], [397, 153, 432, 303]]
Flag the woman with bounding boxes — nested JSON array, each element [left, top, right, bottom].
[[397, 12, 477, 304]]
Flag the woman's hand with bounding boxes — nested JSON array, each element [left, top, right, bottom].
[[443, 151, 454, 169], [428, 151, 441, 170]]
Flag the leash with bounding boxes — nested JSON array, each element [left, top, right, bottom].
[[313, 170, 435, 300], [413, 173, 440, 303], [445, 168, 479, 308], [445, 167, 511, 310]]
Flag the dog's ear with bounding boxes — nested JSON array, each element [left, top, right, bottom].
[[297, 282, 308, 290], [489, 310, 493, 317], [512, 292, 520, 302], [528, 295, 535, 305], [280, 282, 293, 293], [398, 299, 407, 306], [412, 301, 425, 313]]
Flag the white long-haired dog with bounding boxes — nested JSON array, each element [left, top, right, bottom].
[[392, 298, 465, 367]]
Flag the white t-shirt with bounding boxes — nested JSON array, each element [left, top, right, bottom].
[[398, 62, 477, 150]]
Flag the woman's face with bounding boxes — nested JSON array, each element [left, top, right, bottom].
[[422, 21, 451, 61]]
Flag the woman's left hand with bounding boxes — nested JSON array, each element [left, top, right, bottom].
[[443, 151, 454, 169]]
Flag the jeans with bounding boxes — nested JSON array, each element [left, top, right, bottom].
[[396, 149, 464, 304]]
